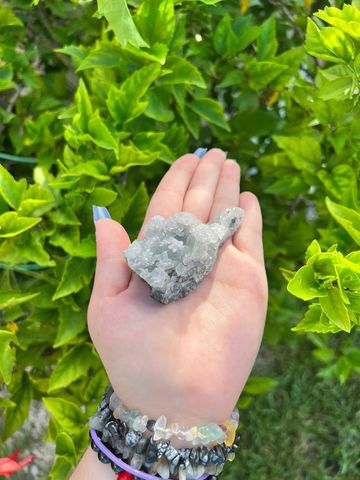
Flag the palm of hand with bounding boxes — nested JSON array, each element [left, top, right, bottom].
[[88, 149, 268, 427]]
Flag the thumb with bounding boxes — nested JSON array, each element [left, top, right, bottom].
[[92, 206, 131, 297]]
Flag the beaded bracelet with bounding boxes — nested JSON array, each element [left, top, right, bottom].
[[90, 429, 210, 480], [91, 386, 239, 447], [89, 386, 240, 480]]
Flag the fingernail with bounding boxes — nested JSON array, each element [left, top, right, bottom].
[[193, 147, 208, 159], [93, 205, 111, 223]]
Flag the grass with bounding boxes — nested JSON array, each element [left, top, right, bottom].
[[223, 342, 360, 480]]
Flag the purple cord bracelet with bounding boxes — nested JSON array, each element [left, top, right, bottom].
[[90, 429, 210, 480]]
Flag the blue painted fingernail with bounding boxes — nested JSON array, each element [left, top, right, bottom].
[[193, 147, 208, 159], [93, 205, 111, 224]]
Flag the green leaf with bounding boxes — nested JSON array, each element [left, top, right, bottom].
[[0, 291, 40, 309], [318, 76, 354, 101], [76, 42, 123, 71], [0, 4, 23, 26], [62, 161, 110, 181], [145, 87, 175, 122], [0, 397, 16, 409], [54, 307, 87, 348], [320, 287, 351, 332], [213, 15, 239, 57], [0, 164, 27, 209], [272, 47, 304, 88], [246, 60, 288, 91], [326, 197, 360, 246], [0, 212, 42, 238], [0, 330, 16, 385], [273, 136, 322, 172], [305, 240, 322, 262], [135, 0, 175, 46], [287, 265, 327, 301], [56, 432, 77, 462], [84, 369, 108, 402], [96, 0, 148, 48], [3, 375, 33, 439], [189, 98, 230, 131], [318, 165, 358, 208], [315, 5, 360, 40], [305, 18, 355, 63], [291, 303, 340, 333], [43, 397, 85, 431], [18, 184, 55, 217], [75, 79, 93, 132], [124, 42, 168, 65], [243, 376, 278, 395], [110, 144, 158, 174], [88, 112, 118, 151], [52, 258, 95, 301], [49, 344, 95, 392], [122, 182, 149, 240], [107, 63, 161, 125], [257, 16, 278, 60], [161, 56, 206, 88], [312, 348, 336, 363], [50, 456, 73, 480], [88, 187, 118, 206]]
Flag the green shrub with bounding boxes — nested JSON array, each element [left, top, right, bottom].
[[0, 0, 359, 477]]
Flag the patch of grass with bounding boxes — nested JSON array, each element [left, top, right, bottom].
[[223, 343, 360, 480]]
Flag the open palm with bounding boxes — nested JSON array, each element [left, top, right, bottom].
[[88, 149, 268, 432]]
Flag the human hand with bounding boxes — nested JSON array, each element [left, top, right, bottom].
[[88, 149, 268, 433]]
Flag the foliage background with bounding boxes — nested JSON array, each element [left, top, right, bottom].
[[0, 0, 359, 478]]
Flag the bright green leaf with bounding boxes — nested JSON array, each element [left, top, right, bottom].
[[315, 5, 360, 40], [0, 330, 16, 385], [320, 287, 351, 332], [243, 376, 278, 395], [0, 212, 42, 238], [0, 164, 27, 209], [107, 63, 161, 125], [96, 0, 148, 47], [49, 344, 95, 392], [43, 397, 85, 431], [54, 307, 87, 348], [52, 258, 95, 301], [135, 0, 175, 46], [161, 56, 206, 88], [326, 197, 360, 246], [288, 265, 327, 300], [273, 135, 322, 172]]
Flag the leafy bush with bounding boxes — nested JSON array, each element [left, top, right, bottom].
[[0, 0, 359, 477]]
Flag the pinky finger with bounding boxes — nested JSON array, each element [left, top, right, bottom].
[[233, 192, 265, 265]]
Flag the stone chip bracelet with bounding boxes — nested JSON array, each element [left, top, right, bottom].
[[89, 385, 240, 480]]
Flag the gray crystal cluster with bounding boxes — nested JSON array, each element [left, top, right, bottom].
[[123, 207, 244, 304]]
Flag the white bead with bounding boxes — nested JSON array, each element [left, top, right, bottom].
[[109, 393, 122, 411]]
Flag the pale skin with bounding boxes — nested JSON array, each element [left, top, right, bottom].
[[72, 148, 268, 479]]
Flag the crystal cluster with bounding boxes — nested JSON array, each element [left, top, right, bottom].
[[123, 207, 244, 304]]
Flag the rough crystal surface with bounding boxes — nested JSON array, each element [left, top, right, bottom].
[[123, 207, 244, 304]]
